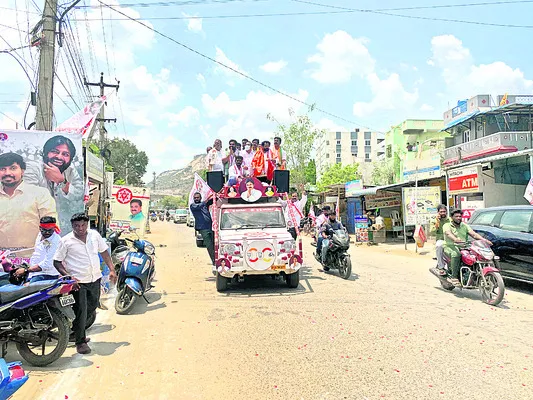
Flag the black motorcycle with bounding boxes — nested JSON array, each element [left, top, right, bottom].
[[314, 229, 352, 279]]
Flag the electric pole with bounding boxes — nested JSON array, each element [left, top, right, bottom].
[[35, 0, 58, 131], [153, 172, 156, 191], [84, 72, 120, 145]]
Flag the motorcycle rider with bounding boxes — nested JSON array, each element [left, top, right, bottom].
[[432, 204, 450, 275], [443, 209, 492, 286], [317, 211, 344, 264]]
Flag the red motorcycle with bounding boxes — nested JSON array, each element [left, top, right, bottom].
[[430, 240, 505, 306]]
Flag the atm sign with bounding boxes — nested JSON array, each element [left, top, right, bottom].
[[448, 166, 480, 194]]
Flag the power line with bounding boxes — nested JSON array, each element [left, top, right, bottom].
[[0, 111, 20, 126], [96, 0, 371, 128], [100, 3, 111, 75], [76, 0, 270, 8]]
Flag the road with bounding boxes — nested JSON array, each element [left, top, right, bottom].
[[12, 222, 533, 400]]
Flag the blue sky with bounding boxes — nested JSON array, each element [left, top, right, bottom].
[[1, 0, 533, 181]]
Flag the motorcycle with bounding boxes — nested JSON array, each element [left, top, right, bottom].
[[0, 253, 77, 366], [166, 215, 171, 222], [158, 214, 164, 221], [115, 229, 156, 315], [0, 358, 28, 399], [429, 239, 505, 306], [150, 215, 157, 222], [313, 229, 352, 280], [107, 230, 131, 275]]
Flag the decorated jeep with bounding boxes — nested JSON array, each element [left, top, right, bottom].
[[211, 176, 302, 292]]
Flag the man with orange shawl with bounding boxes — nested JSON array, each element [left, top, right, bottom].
[[251, 141, 275, 181]]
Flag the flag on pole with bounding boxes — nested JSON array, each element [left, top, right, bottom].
[[189, 173, 213, 206], [55, 94, 111, 137]]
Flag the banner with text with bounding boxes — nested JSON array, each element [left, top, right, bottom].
[[402, 186, 441, 225]]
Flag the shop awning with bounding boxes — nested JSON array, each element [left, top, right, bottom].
[[441, 111, 480, 131], [444, 148, 533, 171], [346, 181, 412, 197]]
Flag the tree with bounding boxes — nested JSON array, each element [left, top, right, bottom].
[[371, 147, 403, 185], [106, 139, 149, 186], [304, 159, 317, 186], [267, 106, 324, 188], [317, 163, 361, 192], [160, 195, 187, 209]]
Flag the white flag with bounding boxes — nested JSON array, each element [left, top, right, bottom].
[[55, 94, 112, 137], [189, 173, 213, 206]]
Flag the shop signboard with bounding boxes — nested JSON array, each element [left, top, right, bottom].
[[345, 180, 363, 197], [85, 150, 104, 183], [402, 186, 441, 225], [448, 165, 481, 194], [354, 215, 368, 229], [109, 185, 151, 237], [460, 197, 484, 222], [0, 129, 84, 259], [402, 157, 442, 183], [365, 191, 401, 209]]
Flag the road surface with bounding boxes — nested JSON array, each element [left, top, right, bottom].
[[12, 222, 533, 400]]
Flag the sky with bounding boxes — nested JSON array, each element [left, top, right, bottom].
[[1, 0, 533, 182]]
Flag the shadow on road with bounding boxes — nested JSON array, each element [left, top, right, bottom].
[[87, 323, 115, 336], [127, 292, 167, 315]]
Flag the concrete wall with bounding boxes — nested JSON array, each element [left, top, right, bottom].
[[480, 169, 529, 207]]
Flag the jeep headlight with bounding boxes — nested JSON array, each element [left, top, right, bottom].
[[281, 241, 295, 252], [221, 243, 237, 255]]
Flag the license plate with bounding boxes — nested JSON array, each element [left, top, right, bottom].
[[59, 294, 75, 307], [271, 265, 286, 270], [131, 256, 144, 265]]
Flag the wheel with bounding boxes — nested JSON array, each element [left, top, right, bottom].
[[440, 280, 455, 291], [85, 310, 96, 330], [338, 255, 352, 280], [286, 271, 300, 288], [16, 307, 69, 367], [480, 271, 505, 306], [216, 273, 229, 292], [115, 287, 137, 314]]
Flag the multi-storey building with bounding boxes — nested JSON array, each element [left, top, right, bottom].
[[315, 129, 385, 181]]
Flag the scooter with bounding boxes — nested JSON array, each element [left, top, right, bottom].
[[150, 214, 157, 223], [115, 229, 156, 315], [0, 358, 28, 399], [158, 214, 164, 221], [429, 239, 505, 306], [107, 230, 131, 274]]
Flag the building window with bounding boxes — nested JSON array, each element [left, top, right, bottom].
[[336, 153, 341, 159], [336, 158, 341, 164], [364, 131, 372, 139], [350, 131, 357, 139], [352, 153, 358, 158], [326, 153, 329, 158], [463, 129, 471, 143], [351, 140, 357, 146], [336, 140, 341, 145], [336, 132, 341, 140], [365, 139, 371, 146], [365, 153, 370, 159]]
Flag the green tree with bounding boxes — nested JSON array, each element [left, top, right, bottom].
[[160, 195, 187, 209], [106, 139, 149, 186], [317, 163, 361, 192], [371, 147, 403, 185], [267, 106, 324, 188], [304, 159, 317, 186]]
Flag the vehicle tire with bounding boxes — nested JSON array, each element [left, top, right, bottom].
[[286, 271, 300, 288], [338, 255, 352, 280], [196, 238, 204, 248], [216, 273, 229, 292], [115, 287, 137, 314], [480, 271, 505, 306], [17, 307, 69, 367], [86, 310, 96, 330], [440, 280, 455, 291]]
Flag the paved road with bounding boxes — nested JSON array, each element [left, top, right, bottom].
[[13, 223, 533, 400]]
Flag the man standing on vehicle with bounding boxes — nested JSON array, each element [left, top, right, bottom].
[[317, 212, 343, 264], [53, 213, 117, 355], [227, 155, 247, 186], [270, 136, 287, 170], [431, 204, 450, 275], [279, 190, 307, 239], [207, 139, 228, 173], [190, 192, 215, 274], [443, 209, 492, 286], [241, 141, 254, 175]]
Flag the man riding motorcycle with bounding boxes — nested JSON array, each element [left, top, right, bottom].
[[443, 209, 492, 286], [431, 204, 450, 275], [316, 212, 343, 264]]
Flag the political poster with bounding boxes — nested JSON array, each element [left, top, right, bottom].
[[402, 186, 441, 225], [0, 129, 84, 259], [109, 185, 150, 237]]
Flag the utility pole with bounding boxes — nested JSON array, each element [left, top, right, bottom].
[[153, 172, 156, 191], [35, 0, 58, 131], [84, 72, 120, 145]]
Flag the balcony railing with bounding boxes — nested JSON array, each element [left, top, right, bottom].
[[443, 131, 532, 165]]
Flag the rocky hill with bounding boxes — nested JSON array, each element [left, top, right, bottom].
[[148, 154, 206, 195]]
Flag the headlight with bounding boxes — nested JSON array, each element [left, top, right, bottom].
[[281, 241, 295, 252], [221, 243, 237, 255], [144, 242, 155, 256]]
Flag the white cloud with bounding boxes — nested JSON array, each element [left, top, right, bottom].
[[182, 12, 203, 33], [429, 34, 533, 98], [314, 118, 348, 133], [201, 89, 309, 143], [165, 106, 200, 127], [420, 104, 434, 111], [260, 60, 288, 74], [353, 73, 418, 117], [307, 30, 375, 83], [214, 47, 248, 83], [196, 73, 206, 88]]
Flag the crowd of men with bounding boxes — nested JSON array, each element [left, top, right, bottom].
[[206, 137, 287, 183]]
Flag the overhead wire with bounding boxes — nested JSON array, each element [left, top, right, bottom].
[[100, 3, 111, 75], [76, 0, 271, 8], [96, 0, 371, 128]]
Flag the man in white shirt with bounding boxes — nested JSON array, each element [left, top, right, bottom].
[[13, 216, 61, 283], [53, 213, 117, 355], [241, 141, 255, 175], [227, 156, 248, 186], [207, 139, 228, 172], [315, 206, 331, 243], [279, 190, 307, 239]]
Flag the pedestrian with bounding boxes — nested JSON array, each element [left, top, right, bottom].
[[53, 213, 117, 355], [190, 192, 216, 274]]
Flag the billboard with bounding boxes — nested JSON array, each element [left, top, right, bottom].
[[345, 180, 363, 197], [0, 129, 84, 258], [109, 185, 150, 237], [448, 165, 481, 194], [365, 191, 401, 209], [402, 157, 442, 183], [402, 186, 441, 225]]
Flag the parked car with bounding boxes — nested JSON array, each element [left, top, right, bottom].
[[173, 209, 187, 224], [469, 205, 533, 284], [186, 210, 195, 227]]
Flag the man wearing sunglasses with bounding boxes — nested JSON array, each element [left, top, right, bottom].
[[13, 216, 61, 283]]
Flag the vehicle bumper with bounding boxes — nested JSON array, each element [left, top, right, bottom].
[[219, 265, 300, 278]]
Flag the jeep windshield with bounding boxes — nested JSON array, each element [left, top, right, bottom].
[[220, 207, 286, 230]]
